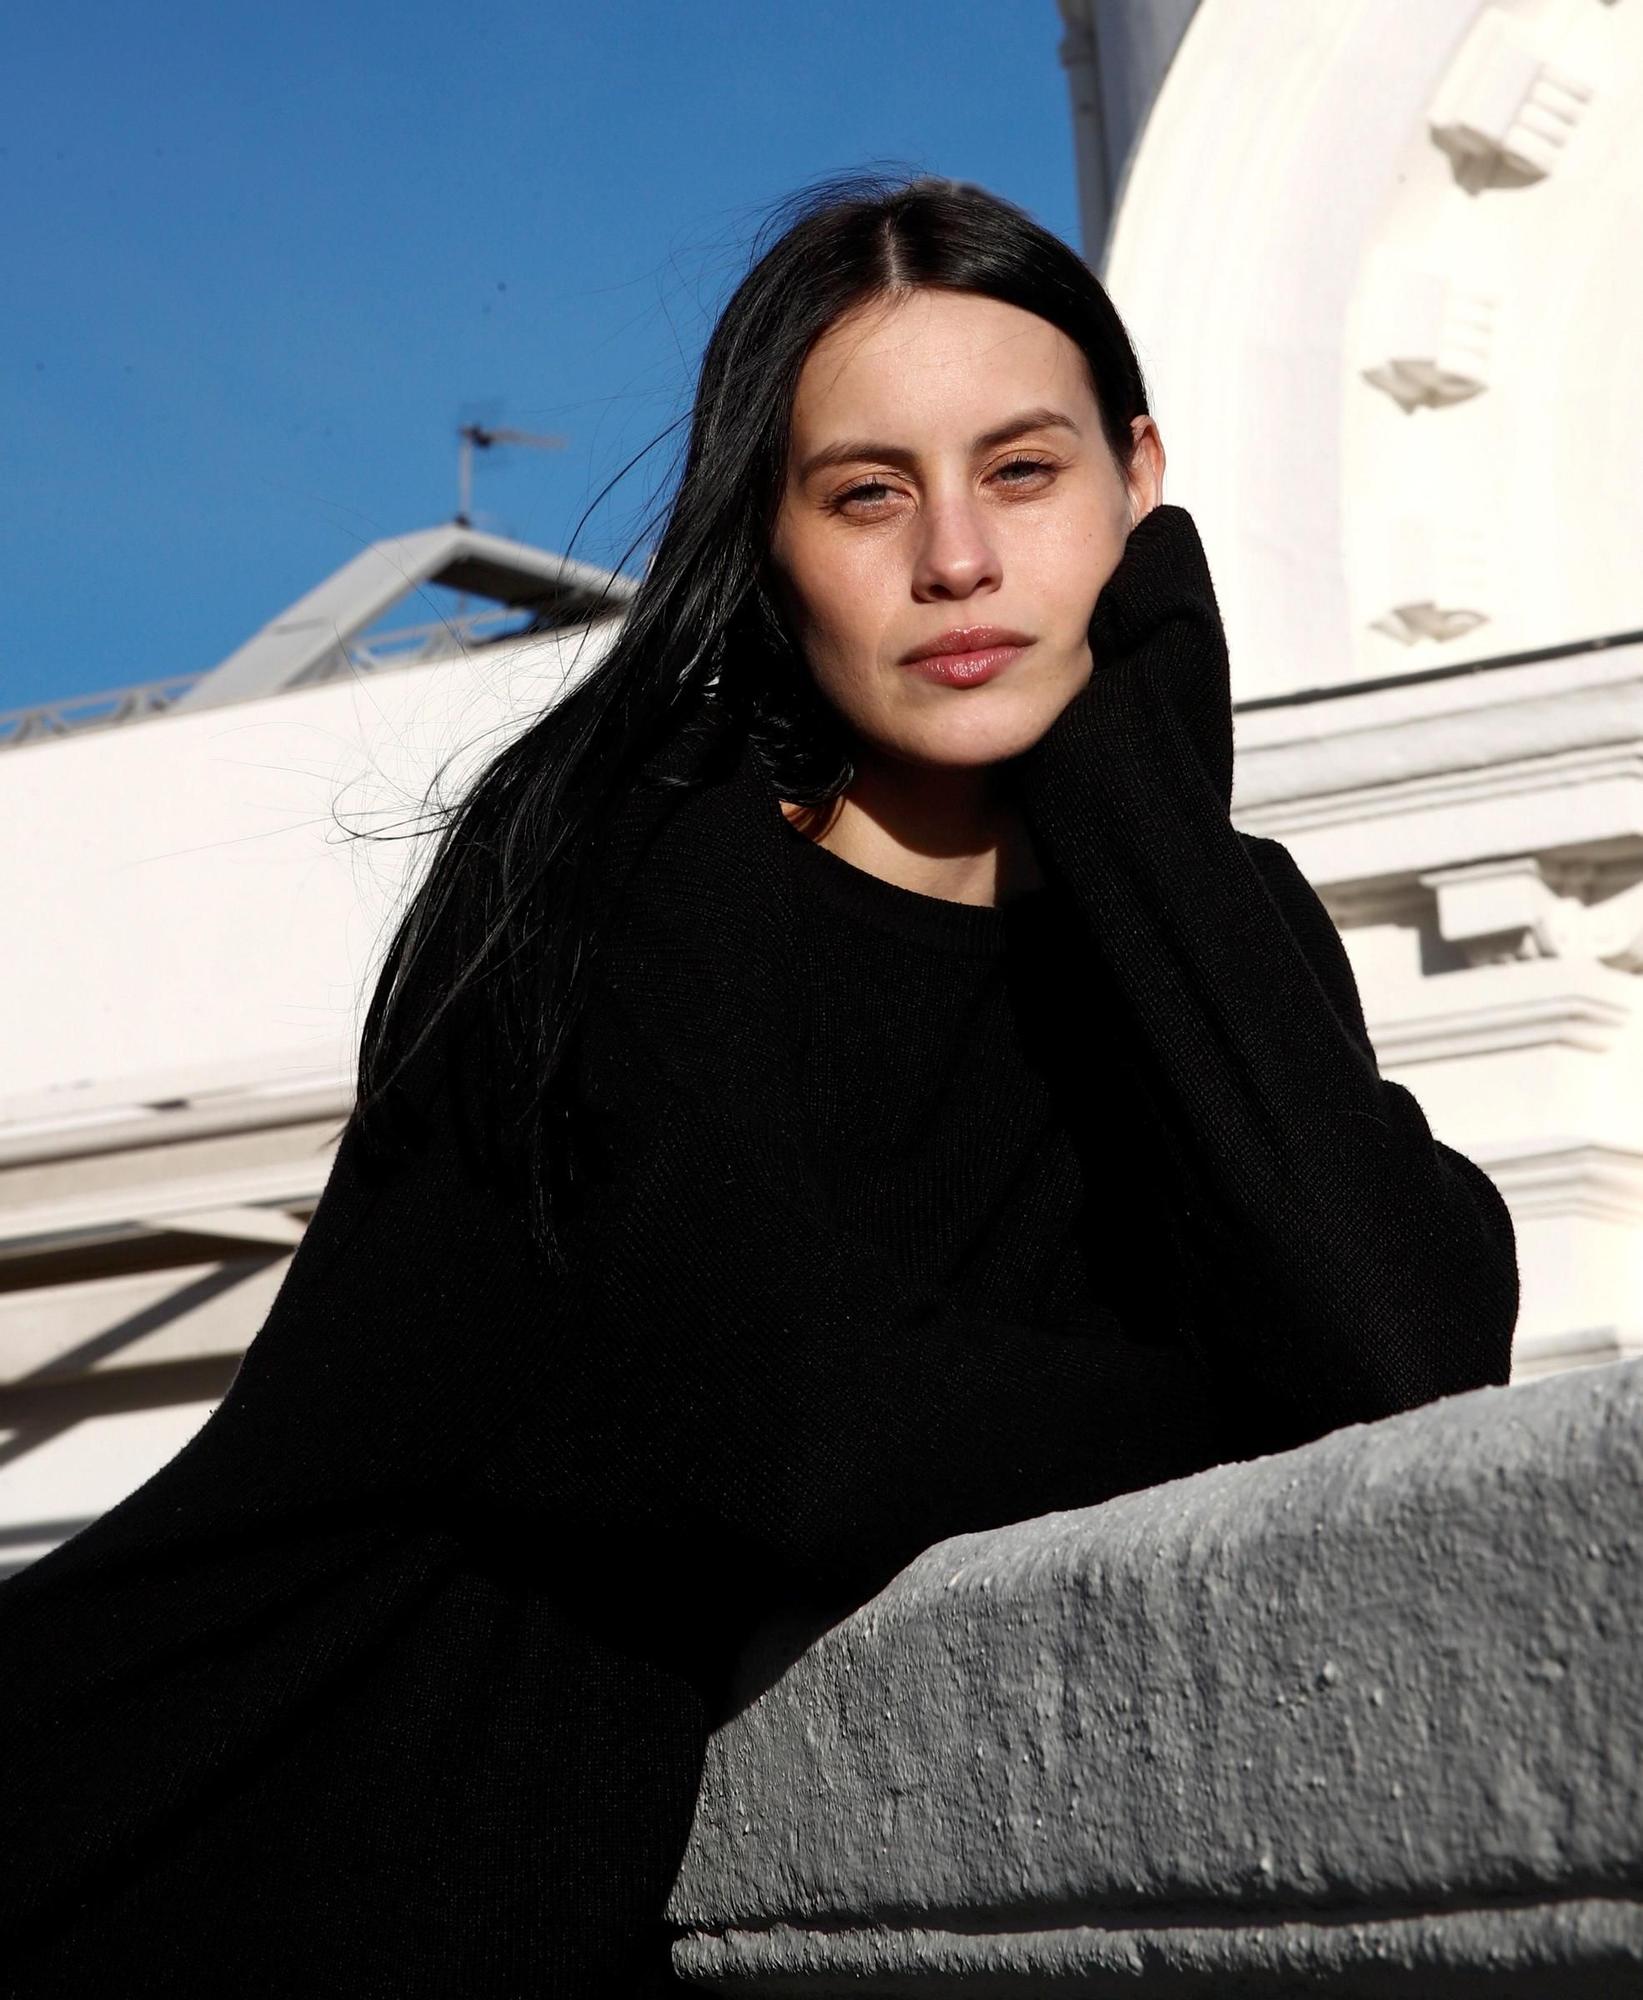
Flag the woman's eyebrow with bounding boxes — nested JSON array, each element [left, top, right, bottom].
[[796, 406, 1080, 482]]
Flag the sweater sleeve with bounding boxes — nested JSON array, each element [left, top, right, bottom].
[[471, 819, 1230, 1602], [1010, 504, 1519, 1445]]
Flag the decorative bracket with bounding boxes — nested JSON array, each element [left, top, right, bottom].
[[1419, 855, 1643, 971], [1428, 6, 1596, 195]]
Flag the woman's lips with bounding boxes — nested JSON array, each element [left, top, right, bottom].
[[902, 642, 1029, 687]]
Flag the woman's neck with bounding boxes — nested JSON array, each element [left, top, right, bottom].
[[779, 755, 1044, 909]]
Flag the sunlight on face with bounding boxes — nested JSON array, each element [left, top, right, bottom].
[[769, 287, 1159, 772]]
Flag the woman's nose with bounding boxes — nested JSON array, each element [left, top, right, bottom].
[[910, 493, 1002, 603]]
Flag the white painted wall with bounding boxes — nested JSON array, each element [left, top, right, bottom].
[[6, 622, 616, 1121]]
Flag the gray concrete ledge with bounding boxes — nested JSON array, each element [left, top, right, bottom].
[[668, 1361, 1643, 1994]]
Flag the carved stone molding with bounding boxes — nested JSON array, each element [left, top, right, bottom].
[[1429, 4, 1597, 194], [1364, 507, 1494, 647], [1365, 973, 1635, 1063], [1475, 1133, 1643, 1229], [1358, 256, 1499, 413], [1420, 853, 1643, 969], [1231, 643, 1643, 851]]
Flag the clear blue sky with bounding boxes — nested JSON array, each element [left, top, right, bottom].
[[5, 1, 1083, 713]]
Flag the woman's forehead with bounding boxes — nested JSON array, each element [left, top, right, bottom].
[[791, 292, 1092, 449]]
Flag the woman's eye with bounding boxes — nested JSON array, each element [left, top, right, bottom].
[[992, 456, 1056, 487], [834, 479, 899, 511], [831, 458, 1056, 513]]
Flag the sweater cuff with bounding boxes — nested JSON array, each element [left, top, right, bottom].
[[1025, 503, 1235, 817]]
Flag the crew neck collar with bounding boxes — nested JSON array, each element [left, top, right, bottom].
[[780, 815, 1051, 956]]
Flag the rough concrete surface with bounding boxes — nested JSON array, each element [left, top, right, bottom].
[[667, 1360, 1643, 1993]]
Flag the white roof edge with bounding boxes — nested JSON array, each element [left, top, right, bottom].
[[174, 524, 636, 714]]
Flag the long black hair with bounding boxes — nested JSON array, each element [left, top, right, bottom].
[[350, 168, 1152, 1272]]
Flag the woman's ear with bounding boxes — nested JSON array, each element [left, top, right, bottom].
[[1125, 416, 1166, 527]]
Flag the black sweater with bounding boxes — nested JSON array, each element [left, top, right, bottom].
[[0, 505, 1518, 1995]]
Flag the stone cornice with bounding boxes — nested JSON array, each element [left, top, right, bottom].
[[1365, 963, 1637, 1060], [1236, 740, 1643, 846], [1464, 1134, 1643, 1228], [1232, 645, 1643, 829]]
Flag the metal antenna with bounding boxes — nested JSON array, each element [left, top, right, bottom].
[[455, 423, 568, 528]]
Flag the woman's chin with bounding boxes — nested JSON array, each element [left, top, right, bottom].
[[872, 700, 1077, 772]]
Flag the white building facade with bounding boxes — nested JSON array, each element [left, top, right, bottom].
[[1062, 0, 1643, 1375]]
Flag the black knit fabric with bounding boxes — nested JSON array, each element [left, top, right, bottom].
[[0, 505, 1518, 1995]]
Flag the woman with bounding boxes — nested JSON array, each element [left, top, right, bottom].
[[0, 174, 1517, 1994]]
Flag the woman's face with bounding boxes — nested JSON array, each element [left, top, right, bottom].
[[769, 286, 1164, 774]]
